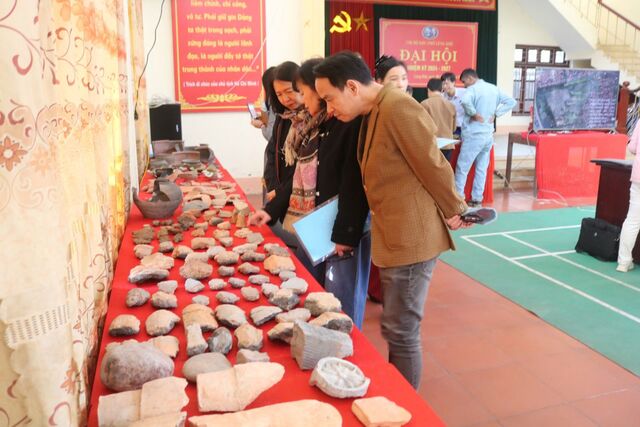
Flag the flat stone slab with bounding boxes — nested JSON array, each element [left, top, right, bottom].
[[351, 396, 412, 427], [290, 321, 353, 370]]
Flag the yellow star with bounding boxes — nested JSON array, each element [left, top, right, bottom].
[[354, 11, 370, 32]]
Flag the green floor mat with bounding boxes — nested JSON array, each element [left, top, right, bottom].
[[440, 207, 640, 376]]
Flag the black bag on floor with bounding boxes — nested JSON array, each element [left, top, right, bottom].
[[575, 218, 621, 261]]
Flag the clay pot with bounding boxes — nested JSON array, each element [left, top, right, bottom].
[[185, 144, 215, 164], [133, 178, 183, 219]]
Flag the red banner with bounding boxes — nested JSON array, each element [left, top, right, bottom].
[[172, 0, 266, 113], [379, 19, 477, 87], [333, 0, 495, 11]]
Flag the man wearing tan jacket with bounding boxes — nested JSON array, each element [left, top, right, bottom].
[[315, 51, 469, 389], [421, 78, 457, 161]]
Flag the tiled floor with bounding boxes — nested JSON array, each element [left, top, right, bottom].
[[361, 188, 640, 427]]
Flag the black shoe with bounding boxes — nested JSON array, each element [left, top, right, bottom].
[[467, 200, 482, 207]]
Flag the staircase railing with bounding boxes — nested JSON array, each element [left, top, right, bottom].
[[563, 0, 640, 54]]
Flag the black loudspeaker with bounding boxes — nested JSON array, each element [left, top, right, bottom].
[[149, 103, 182, 141]]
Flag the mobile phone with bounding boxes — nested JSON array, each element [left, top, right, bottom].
[[247, 103, 259, 120]]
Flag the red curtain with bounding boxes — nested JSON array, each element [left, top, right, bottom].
[[328, 1, 376, 71]]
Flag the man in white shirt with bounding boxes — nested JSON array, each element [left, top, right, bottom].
[[441, 72, 466, 137]]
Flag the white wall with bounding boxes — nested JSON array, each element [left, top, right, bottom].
[[496, 0, 559, 129], [603, 0, 640, 27], [141, 0, 324, 179]]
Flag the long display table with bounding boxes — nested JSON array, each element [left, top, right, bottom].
[[87, 161, 444, 426]]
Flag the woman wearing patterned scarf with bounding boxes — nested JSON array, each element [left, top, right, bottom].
[[251, 58, 371, 328]]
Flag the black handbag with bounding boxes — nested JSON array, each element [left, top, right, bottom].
[[575, 217, 621, 261]]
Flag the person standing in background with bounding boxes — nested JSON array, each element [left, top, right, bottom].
[[374, 55, 412, 95], [251, 66, 277, 141], [456, 68, 516, 207], [441, 72, 465, 137], [617, 124, 640, 272], [421, 78, 457, 162]]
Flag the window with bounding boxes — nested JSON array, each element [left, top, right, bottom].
[[512, 45, 569, 115]]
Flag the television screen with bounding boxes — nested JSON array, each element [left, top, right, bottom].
[[533, 68, 620, 131]]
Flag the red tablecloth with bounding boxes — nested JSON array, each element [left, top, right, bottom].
[[87, 162, 444, 426], [524, 131, 628, 199], [450, 144, 495, 204]]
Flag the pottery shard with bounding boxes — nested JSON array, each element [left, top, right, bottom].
[[157, 280, 178, 294], [216, 221, 231, 230], [134, 244, 154, 259], [128, 266, 170, 284], [189, 399, 342, 427], [97, 389, 140, 427], [149, 335, 180, 358], [238, 262, 260, 275], [173, 233, 184, 244], [158, 241, 174, 253], [267, 322, 294, 344], [183, 202, 209, 214], [141, 252, 175, 270], [177, 212, 197, 229], [171, 245, 193, 259], [146, 310, 181, 336], [241, 286, 260, 302], [182, 352, 231, 383], [215, 304, 246, 328], [216, 291, 239, 304], [179, 261, 213, 280], [205, 245, 225, 258], [191, 237, 217, 250], [261, 283, 279, 298], [234, 228, 252, 238], [304, 292, 342, 317], [196, 362, 285, 412], [276, 307, 311, 323], [208, 278, 226, 290], [132, 227, 154, 245], [310, 357, 370, 399], [139, 376, 189, 420], [233, 243, 258, 254], [234, 323, 263, 351], [290, 321, 353, 370], [192, 295, 210, 305], [214, 251, 239, 265], [241, 251, 266, 262], [228, 277, 246, 288], [100, 342, 174, 392], [217, 266, 235, 276], [194, 222, 209, 231], [264, 243, 290, 257], [248, 274, 269, 285], [185, 278, 205, 293], [126, 288, 150, 307], [129, 412, 186, 427], [151, 291, 178, 309], [217, 209, 232, 218], [236, 349, 270, 364], [203, 210, 218, 221], [352, 396, 411, 427], [281, 277, 308, 295], [250, 306, 282, 326], [279, 270, 297, 280], [218, 237, 233, 247], [269, 288, 300, 311], [184, 252, 210, 264], [246, 232, 265, 245], [208, 327, 233, 354], [186, 323, 208, 357], [213, 229, 230, 239], [182, 304, 218, 332], [208, 217, 224, 226], [310, 312, 354, 334], [191, 229, 205, 238], [109, 314, 140, 337], [263, 255, 295, 275]]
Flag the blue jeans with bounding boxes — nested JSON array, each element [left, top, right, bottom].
[[295, 232, 371, 329], [379, 257, 437, 389], [455, 133, 494, 202]]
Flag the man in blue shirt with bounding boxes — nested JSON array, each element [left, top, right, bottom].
[[456, 69, 516, 206]]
